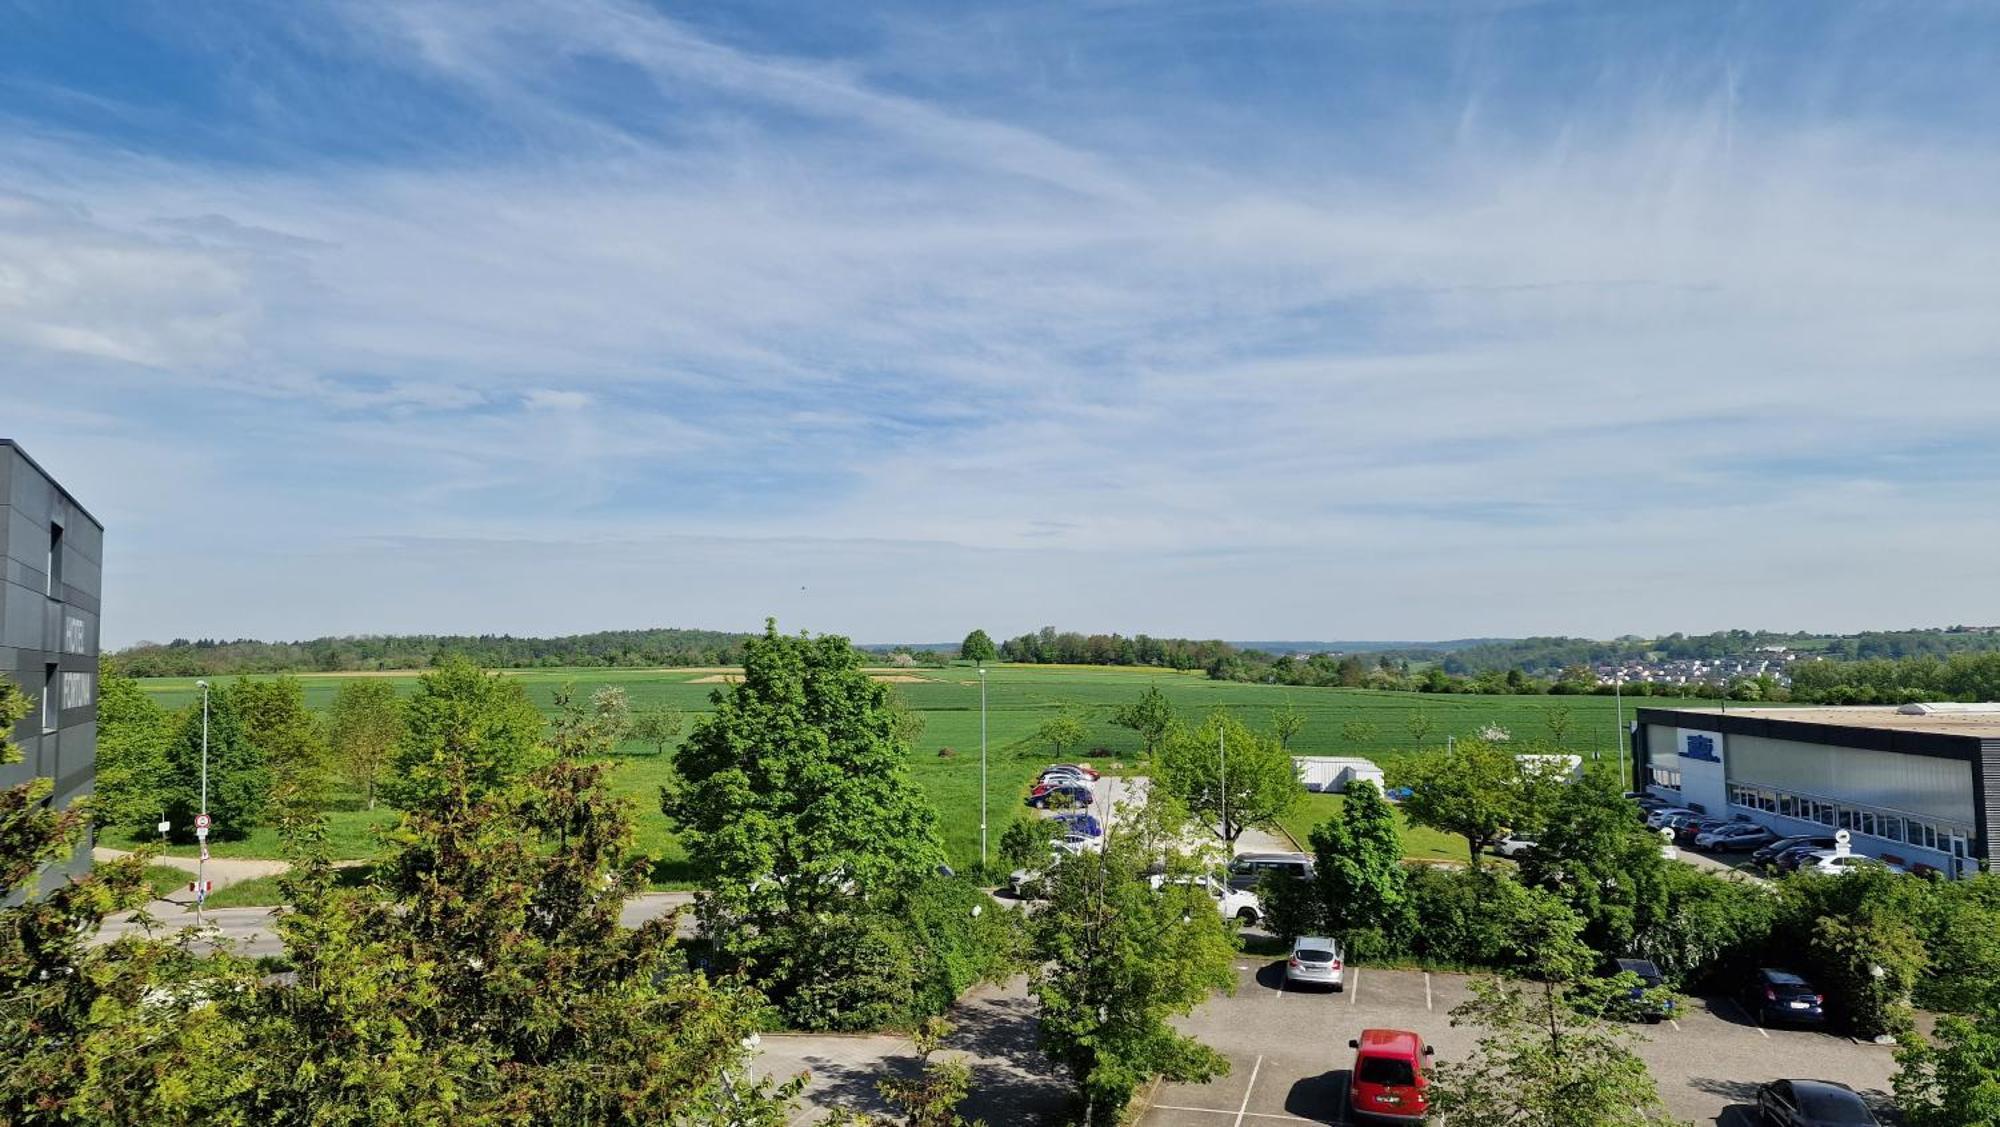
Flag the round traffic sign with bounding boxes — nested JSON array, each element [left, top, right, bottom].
[[1834, 828, 1851, 845], [194, 813, 211, 830]]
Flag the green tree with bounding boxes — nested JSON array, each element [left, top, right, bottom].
[[874, 1017, 981, 1127], [630, 707, 685, 756], [959, 629, 998, 664], [234, 674, 333, 807], [256, 682, 803, 1124], [1427, 897, 1687, 1127], [1029, 824, 1236, 1125], [1390, 740, 1544, 869], [1296, 782, 1408, 957], [382, 656, 545, 809], [0, 672, 249, 1123], [1114, 685, 1178, 759], [1897, 1003, 2000, 1127], [590, 683, 632, 749], [1337, 719, 1378, 749], [92, 655, 174, 827], [327, 677, 403, 810], [1270, 696, 1305, 752], [160, 685, 269, 841], [663, 622, 950, 1025], [1517, 763, 1668, 953], [1541, 702, 1575, 747], [1031, 709, 1088, 759], [1405, 709, 1436, 748], [1000, 816, 1063, 870], [1809, 910, 1925, 1040], [1156, 710, 1301, 852], [1430, 975, 1690, 1127]]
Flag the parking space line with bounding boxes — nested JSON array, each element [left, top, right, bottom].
[[1424, 971, 1432, 1011], [1233, 1055, 1263, 1127], [1276, 975, 1286, 1002], [1724, 998, 1770, 1038], [1668, 1017, 1681, 1031], [1347, 967, 1358, 1005], [1150, 1109, 1313, 1124]]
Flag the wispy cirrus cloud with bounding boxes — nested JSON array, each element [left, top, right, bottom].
[[3, 0, 1999, 643]]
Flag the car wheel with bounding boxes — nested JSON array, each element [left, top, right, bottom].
[[1644, 1014, 1662, 1025], [1236, 908, 1258, 924]]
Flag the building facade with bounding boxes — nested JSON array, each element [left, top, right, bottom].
[[0, 441, 102, 883], [1634, 705, 1994, 878]]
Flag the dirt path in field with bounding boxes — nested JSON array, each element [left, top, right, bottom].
[[94, 847, 290, 890]]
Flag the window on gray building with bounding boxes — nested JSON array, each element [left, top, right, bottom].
[[41, 663, 57, 732], [46, 521, 63, 596]]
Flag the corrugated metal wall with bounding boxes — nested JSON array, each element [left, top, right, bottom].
[[1725, 733, 1975, 823]]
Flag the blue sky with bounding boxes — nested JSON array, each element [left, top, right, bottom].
[[5, 1, 1999, 646]]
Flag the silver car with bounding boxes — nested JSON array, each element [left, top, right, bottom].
[[1285, 936, 1345, 991]]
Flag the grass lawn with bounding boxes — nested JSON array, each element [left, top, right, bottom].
[[133, 664, 1708, 881], [1276, 791, 1473, 865]]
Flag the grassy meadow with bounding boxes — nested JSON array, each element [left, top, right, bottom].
[[133, 664, 1712, 881]]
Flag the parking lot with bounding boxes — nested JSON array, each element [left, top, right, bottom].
[[1138, 959, 1898, 1126]]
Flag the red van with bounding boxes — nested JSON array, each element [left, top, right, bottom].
[[1347, 1028, 1432, 1122]]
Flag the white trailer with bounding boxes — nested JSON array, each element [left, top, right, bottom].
[[1292, 756, 1386, 794]]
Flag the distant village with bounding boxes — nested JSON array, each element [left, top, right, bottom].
[[1591, 646, 1809, 688]]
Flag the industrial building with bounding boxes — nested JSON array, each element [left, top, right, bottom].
[[0, 440, 102, 884], [1635, 704, 1996, 878]]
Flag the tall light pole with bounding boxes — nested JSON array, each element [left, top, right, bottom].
[[978, 667, 988, 871], [195, 679, 210, 925], [1614, 674, 1626, 788], [1218, 723, 1229, 859]]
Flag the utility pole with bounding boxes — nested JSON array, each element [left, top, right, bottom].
[[196, 680, 210, 927], [978, 667, 988, 870]]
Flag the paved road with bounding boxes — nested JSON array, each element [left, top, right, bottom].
[[1138, 961, 1899, 1126], [95, 891, 698, 957], [755, 976, 1069, 1125]]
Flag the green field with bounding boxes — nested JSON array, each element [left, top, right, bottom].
[[132, 664, 1710, 880]]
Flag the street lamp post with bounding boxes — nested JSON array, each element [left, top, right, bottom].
[[978, 667, 988, 871], [195, 679, 210, 926], [1614, 675, 1626, 788], [1219, 723, 1229, 858]]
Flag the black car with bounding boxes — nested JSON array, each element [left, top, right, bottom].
[[1742, 968, 1826, 1027], [1772, 844, 1833, 874], [1753, 835, 1836, 870], [1756, 1078, 1880, 1125], [1604, 957, 1674, 1023]]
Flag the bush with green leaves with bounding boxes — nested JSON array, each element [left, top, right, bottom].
[[1406, 866, 1590, 972]]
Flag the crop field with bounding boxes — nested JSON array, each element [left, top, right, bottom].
[[135, 665, 1717, 880]]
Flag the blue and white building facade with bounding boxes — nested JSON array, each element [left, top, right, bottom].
[[1635, 706, 1991, 879]]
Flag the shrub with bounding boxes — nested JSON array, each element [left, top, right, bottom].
[[1406, 867, 1586, 972], [1632, 865, 1777, 987]]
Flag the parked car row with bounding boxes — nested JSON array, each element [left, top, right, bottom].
[[1025, 763, 1100, 809], [1630, 794, 1908, 876]]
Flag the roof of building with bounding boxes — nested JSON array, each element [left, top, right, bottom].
[[0, 439, 104, 529], [1650, 704, 2000, 739]]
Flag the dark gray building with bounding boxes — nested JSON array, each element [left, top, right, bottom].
[[1, 440, 102, 882]]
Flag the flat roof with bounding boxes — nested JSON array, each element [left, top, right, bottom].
[[0, 439, 104, 529], [1649, 704, 2000, 739]]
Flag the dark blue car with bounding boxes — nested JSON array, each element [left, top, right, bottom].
[[1053, 812, 1104, 837], [1743, 968, 1826, 1027], [1026, 783, 1093, 808], [1605, 957, 1675, 1023]]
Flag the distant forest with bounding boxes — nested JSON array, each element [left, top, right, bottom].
[[114, 628, 756, 677], [113, 623, 2000, 683]]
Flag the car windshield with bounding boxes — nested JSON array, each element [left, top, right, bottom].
[[1796, 1089, 1876, 1123], [1357, 1057, 1416, 1085], [1295, 948, 1333, 963]]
